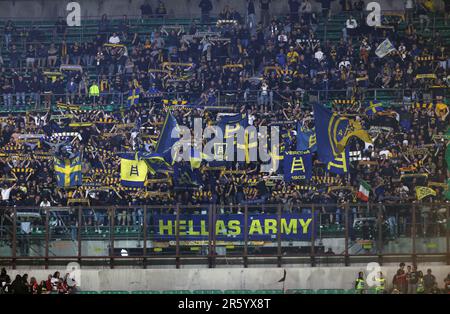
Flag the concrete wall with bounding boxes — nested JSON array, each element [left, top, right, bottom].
[[0, 0, 441, 20], [4, 265, 450, 291], [1, 236, 447, 257]]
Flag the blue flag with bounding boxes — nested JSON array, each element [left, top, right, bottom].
[[174, 161, 202, 187], [217, 113, 249, 163], [155, 111, 180, 164], [325, 147, 350, 175], [127, 88, 140, 107], [54, 153, 82, 187], [138, 152, 173, 174], [218, 113, 249, 133], [296, 123, 317, 152], [283, 150, 312, 182], [313, 104, 371, 164], [281, 128, 295, 151], [365, 100, 384, 116]]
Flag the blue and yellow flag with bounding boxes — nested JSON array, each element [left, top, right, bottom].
[[190, 146, 204, 170], [218, 113, 251, 163], [296, 123, 317, 152], [54, 154, 82, 187], [365, 100, 384, 116], [283, 150, 312, 182], [155, 111, 180, 165], [138, 152, 172, 175], [281, 128, 295, 150], [313, 104, 371, 164], [325, 147, 350, 175], [119, 153, 148, 187], [174, 161, 202, 187], [218, 113, 249, 141], [127, 88, 140, 107]]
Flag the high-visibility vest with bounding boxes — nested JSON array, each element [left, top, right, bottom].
[[417, 278, 425, 293], [356, 278, 365, 290], [89, 84, 99, 97], [375, 278, 386, 292]]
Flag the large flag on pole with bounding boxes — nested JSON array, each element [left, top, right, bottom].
[[155, 110, 180, 165], [326, 147, 350, 175], [313, 104, 372, 164], [375, 39, 396, 58]]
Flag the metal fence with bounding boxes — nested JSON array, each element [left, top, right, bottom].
[[1, 87, 447, 113], [0, 203, 448, 268]]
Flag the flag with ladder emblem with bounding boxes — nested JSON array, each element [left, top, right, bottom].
[[119, 153, 148, 187]]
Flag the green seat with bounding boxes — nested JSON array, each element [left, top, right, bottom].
[[163, 290, 192, 294], [254, 289, 283, 294], [131, 290, 161, 294], [100, 290, 129, 294], [346, 289, 358, 294], [285, 289, 315, 294], [193, 290, 223, 294], [224, 290, 253, 294], [316, 289, 346, 294], [77, 290, 98, 294]]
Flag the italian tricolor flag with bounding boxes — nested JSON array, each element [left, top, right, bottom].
[[356, 180, 371, 201]]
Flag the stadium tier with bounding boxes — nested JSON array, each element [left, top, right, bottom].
[[0, 0, 449, 297]]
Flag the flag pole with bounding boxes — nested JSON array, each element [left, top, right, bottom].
[[278, 269, 287, 293]]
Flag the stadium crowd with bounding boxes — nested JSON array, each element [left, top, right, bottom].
[[0, 268, 77, 294], [0, 0, 448, 239]]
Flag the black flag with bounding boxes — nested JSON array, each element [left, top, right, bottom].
[[278, 269, 286, 282]]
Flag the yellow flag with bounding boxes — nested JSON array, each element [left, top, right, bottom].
[[415, 186, 436, 200], [120, 155, 148, 187]]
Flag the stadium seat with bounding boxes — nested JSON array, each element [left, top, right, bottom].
[[100, 290, 129, 294], [131, 290, 161, 294], [285, 289, 315, 294], [193, 290, 223, 294]]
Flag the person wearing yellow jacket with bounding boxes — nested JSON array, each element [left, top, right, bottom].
[[375, 272, 386, 294], [417, 271, 425, 294], [355, 271, 366, 294], [89, 81, 100, 104]]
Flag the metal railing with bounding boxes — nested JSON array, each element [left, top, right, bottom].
[[0, 203, 448, 268], [0, 87, 447, 112]]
